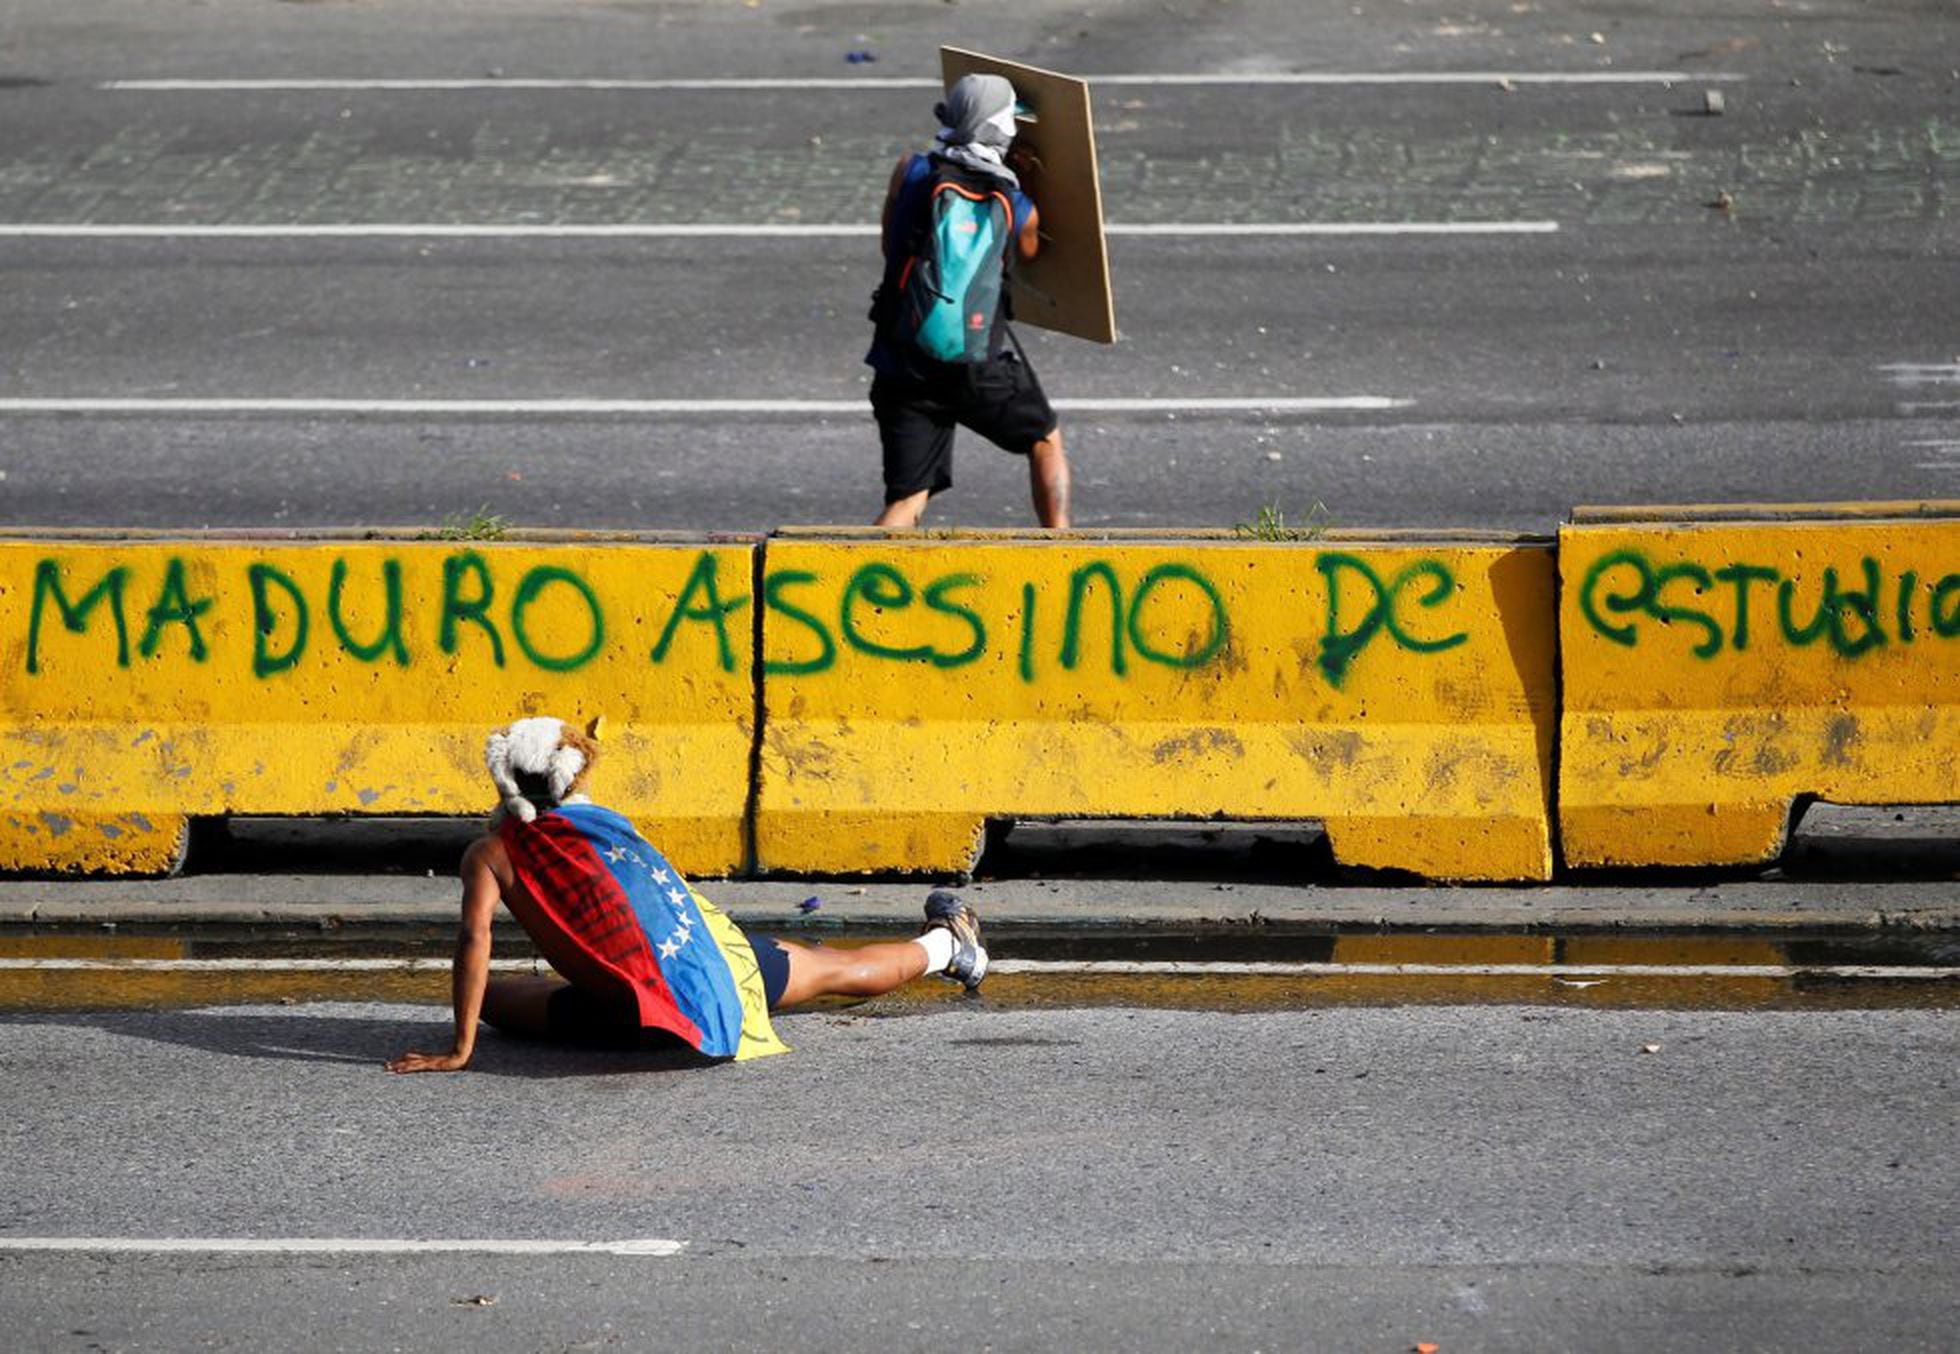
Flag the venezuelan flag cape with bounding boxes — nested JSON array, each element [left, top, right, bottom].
[[498, 801, 787, 1061]]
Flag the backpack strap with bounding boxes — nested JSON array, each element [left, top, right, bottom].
[[918, 163, 1019, 330]]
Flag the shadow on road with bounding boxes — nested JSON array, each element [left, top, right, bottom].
[[0, 1008, 712, 1079]]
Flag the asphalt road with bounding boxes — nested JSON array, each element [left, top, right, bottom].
[[3, 6, 1957, 1348], [1, 1001, 1955, 1351], [1, 0, 1955, 532]]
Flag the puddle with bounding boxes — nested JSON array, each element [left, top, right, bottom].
[[0, 926, 1952, 1014]]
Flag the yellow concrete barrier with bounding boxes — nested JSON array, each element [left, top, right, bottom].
[[0, 532, 757, 875], [754, 530, 1557, 881], [1559, 504, 1960, 868]]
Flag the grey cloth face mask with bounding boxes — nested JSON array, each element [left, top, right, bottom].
[[931, 73, 1021, 188]]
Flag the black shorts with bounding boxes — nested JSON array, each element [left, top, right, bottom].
[[544, 931, 794, 1046], [872, 348, 1058, 502]]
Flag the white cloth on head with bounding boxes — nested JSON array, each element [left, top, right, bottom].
[[933, 72, 1021, 190], [484, 716, 587, 824]]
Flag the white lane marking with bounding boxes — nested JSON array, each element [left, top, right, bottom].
[[3, 957, 1953, 980], [99, 73, 1740, 92], [1879, 363, 1960, 384], [0, 1237, 686, 1256], [0, 221, 1557, 238], [0, 958, 545, 973], [0, 396, 1412, 415], [1111, 222, 1557, 236], [989, 961, 1960, 979]]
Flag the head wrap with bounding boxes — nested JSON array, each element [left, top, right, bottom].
[[485, 716, 596, 824], [932, 73, 1021, 189]]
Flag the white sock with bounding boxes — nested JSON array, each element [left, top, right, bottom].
[[913, 928, 956, 974]]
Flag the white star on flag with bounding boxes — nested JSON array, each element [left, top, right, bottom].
[[657, 937, 681, 959], [651, 868, 671, 884], [604, 845, 628, 863], [665, 887, 687, 906]]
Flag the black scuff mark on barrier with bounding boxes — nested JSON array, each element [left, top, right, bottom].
[[1822, 713, 1861, 768], [1547, 541, 1571, 878], [1150, 728, 1245, 765], [742, 540, 769, 877]]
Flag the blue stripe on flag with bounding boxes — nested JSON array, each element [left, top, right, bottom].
[[555, 803, 746, 1058]]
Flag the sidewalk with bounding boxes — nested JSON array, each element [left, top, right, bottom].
[[3, 874, 1956, 933]]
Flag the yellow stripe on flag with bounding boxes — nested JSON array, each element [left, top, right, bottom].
[[691, 889, 789, 1060]]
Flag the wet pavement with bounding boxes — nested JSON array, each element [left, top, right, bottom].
[[6, 805, 1957, 1016], [3, 924, 1953, 1015]]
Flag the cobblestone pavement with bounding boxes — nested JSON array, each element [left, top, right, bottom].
[[1, 85, 1953, 228]]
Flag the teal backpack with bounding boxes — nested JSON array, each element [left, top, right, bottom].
[[884, 166, 1016, 366]]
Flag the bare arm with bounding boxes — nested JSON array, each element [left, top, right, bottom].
[[879, 154, 912, 258], [1005, 143, 1043, 260], [1017, 202, 1041, 261], [387, 841, 499, 1073]]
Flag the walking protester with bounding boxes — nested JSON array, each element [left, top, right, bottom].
[[386, 716, 987, 1073], [866, 73, 1071, 529]]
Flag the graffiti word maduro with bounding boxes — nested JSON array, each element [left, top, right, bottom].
[[23, 549, 1471, 686], [25, 552, 607, 678], [1580, 549, 1960, 659]]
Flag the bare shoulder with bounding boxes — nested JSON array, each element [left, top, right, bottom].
[[462, 832, 510, 879]]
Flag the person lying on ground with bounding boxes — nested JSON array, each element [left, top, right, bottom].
[[386, 715, 986, 1073]]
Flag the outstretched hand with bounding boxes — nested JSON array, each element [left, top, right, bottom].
[[386, 1048, 471, 1074]]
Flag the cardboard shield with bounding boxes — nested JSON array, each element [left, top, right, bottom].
[[940, 47, 1116, 345]]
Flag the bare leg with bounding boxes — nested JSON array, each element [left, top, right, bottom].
[[876, 490, 930, 528], [1028, 427, 1071, 528], [479, 974, 569, 1037], [772, 937, 931, 1009]]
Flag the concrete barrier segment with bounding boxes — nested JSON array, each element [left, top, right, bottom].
[[1558, 506, 1960, 868], [753, 533, 1557, 882], [0, 535, 760, 875]]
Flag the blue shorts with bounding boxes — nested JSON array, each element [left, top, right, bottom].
[[545, 929, 793, 1047], [748, 932, 792, 1010]]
